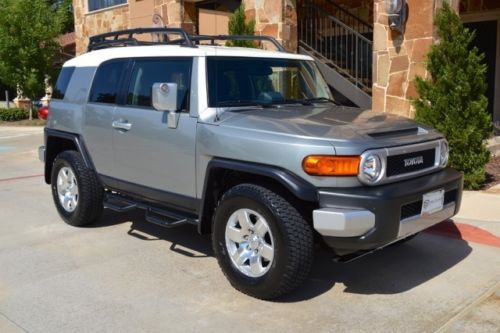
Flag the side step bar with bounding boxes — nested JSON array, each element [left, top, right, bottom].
[[104, 193, 199, 228]]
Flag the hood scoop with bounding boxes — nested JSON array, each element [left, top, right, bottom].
[[367, 126, 427, 139]]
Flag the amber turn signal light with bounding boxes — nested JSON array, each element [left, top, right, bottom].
[[302, 155, 360, 176]]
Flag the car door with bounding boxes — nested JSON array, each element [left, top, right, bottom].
[[111, 57, 198, 205], [83, 59, 129, 178]]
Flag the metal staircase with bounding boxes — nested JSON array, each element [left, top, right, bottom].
[[298, 0, 373, 108]]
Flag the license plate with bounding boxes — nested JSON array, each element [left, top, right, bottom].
[[421, 189, 445, 216]]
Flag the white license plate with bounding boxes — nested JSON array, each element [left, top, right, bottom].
[[421, 189, 445, 216]]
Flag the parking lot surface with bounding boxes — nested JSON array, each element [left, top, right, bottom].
[[0, 127, 499, 332]]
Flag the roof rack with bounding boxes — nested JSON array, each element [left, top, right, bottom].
[[87, 28, 285, 52], [88, 27, 195, 51], [189, 35, 285, 52]]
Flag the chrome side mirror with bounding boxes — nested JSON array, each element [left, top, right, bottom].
[[152, 82, 179, 128]]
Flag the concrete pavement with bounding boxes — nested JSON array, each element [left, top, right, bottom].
[[0, 126, 499, 332]]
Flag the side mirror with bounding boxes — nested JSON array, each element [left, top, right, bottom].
[[152, 82, 179, 128]]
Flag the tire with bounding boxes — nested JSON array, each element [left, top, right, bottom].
[[51, 150, 103, 226], [212, 184, 314, 300]]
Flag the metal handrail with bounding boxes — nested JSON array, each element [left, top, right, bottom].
[[324, 0, 373, 32], [298, 0, 373, 92]]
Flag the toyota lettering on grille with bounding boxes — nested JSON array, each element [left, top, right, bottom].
[[404, 156, 424, 167]]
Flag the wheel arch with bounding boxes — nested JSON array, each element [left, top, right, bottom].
[[44, 129, 94, 184], [198, 158, 319, 235]]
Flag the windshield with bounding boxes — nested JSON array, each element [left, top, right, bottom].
[[207, 57, 333, 107]]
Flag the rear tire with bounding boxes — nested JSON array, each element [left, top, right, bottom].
[[212, 184, 314, 300], [51, 150, 103, 226]]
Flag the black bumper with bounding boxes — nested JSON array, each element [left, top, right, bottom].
[[319, 168, 463, 252]]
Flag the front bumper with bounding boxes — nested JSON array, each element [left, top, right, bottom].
[[313, 168, 463, 253]]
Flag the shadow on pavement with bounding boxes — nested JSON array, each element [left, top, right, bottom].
[[92, 210, 473, 302]]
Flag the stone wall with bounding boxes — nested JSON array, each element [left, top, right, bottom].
[[372, 0, 461, 117], [460, 0, 500, 12], [243, 0, 297, 52]]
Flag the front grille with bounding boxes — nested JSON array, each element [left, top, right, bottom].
[[400, 189, 457, 221], [386, 148, 436, 177]]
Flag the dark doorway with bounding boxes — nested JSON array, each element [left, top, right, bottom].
[[464, 20, 497, 118]]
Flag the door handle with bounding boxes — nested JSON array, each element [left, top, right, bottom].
[[112, 121, 132, 131]]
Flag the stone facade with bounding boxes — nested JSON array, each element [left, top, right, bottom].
[[371, 0, 462, 117]]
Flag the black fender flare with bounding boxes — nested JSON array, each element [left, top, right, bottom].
[[44, 128, 95, 183], [198, 158, 318, 234]]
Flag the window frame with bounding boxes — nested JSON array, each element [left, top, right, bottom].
[[88, 58, 131, 106], [87, 0, 127, 13], [121, 57, 194, 113]]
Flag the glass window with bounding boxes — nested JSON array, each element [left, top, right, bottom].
[[88, 0, 126, 12], [126, 58, 192, 111], [89, 60, 127, 104], [52, 67, 75, 100], [207, 57, 332, 107]]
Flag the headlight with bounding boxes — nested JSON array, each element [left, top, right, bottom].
[[359, 153, 382, 184], [440, 140, 449, 167]]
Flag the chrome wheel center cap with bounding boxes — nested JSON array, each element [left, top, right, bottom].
[[248, 235, 260, 250]]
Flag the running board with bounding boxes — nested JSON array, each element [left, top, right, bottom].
[[104, 193, 199, 228]]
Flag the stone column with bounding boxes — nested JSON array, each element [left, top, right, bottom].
[[243, 0, 298, 52], [154, 0, 196, 34], [372, 0, 459, 117]]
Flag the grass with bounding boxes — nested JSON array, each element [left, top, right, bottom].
[[0, 118, 46, 126]]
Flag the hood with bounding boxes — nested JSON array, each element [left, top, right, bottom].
[[216, 105, 442, 147]]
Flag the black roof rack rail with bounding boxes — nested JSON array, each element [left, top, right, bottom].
[[87, 28, 286, 53], [88, 27, 195, 51], [189, 35, 285, 52]]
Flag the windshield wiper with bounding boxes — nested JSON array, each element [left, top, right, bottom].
[[217, 100, 278, 108], [302, 97, 339, 105]]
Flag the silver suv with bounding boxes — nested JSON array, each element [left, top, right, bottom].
[[39, 28, 463, 300]]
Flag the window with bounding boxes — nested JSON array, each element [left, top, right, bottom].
[[52, 67, 75, 100], [207, 57, 332, 107], [89, 60, 128, 104], [126, 58, 192, 111], [88, 0, 126, 12]]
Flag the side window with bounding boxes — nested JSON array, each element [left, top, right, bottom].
[[52, 67, 76, 100], [89, 60, 127, 104], [126, 58, 192, 111]]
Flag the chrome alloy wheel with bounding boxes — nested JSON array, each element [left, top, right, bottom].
[[225, 208, 275, 278], [56, 166, 79, 213]]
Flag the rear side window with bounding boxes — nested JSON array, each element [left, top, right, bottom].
[[89, 60, 128, 104], [52, 67, 75, 100], [126, 58, 192, 111]]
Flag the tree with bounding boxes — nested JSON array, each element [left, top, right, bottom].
[[227, 3, 257, 48], [412, 2, 492, 189], [0, 0, 69, 117]]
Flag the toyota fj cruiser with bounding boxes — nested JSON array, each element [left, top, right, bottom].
[[39, 28, 463, 300]]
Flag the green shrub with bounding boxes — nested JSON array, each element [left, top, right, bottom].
[[412, 2, 493, 190], [0, 108, 28, 121], [227, 3, 257, 48]]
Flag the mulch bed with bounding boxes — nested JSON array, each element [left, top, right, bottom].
[[481, 155, 500, 190]]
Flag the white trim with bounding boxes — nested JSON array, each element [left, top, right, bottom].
[[86, 2, 128, 15], [462, 11, 500, 122]]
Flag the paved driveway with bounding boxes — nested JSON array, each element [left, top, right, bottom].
[[0, 127, 499, 333]]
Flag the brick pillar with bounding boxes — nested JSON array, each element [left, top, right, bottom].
[[243, 0, 298, 52], [372, 0, 459, 117]]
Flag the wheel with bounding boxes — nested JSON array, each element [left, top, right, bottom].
[[51, 150, 103, 226], [212, 184, 314, 300]]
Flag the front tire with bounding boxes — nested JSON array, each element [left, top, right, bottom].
[[212, 184, 314, 300], [51, 150, 103, 226]]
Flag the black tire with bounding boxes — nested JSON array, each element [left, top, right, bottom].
[[51, 150, 103, 226], [212, 184, 314, 300]]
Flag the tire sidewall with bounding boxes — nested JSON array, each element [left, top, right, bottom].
[[213, 189, 292, 296], [51, 154, 82, 224]]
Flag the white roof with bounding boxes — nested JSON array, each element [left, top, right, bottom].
[[65, 45, 313, 67]]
